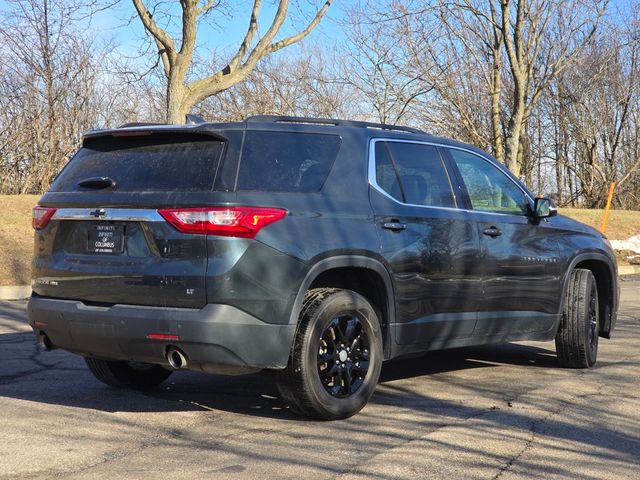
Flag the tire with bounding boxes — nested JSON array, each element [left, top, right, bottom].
[[277, 288, 383, 420], [555, 269, 600, 368], [84, 357, 172, 390]]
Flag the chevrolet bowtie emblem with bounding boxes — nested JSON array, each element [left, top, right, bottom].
[[89, 209, 106, 218]]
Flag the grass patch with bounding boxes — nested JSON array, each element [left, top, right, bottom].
[[0, 195, 638, 285], [559, 208, 640, 240], [0, 195, 39, 286]]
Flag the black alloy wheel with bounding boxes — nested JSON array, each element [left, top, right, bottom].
[[587, 285, 598, 355], [277, 288, 383, 420], [317, 313, 370, 398]]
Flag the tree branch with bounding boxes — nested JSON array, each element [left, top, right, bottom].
[[501, 0, 522, 83], [187, 0, 333, 105], [227, 0, 261, 71], [155, 40, 170, 77], [198, 0, 218, 15], [267, 0, 333, 54], [131, 0, 177, 61], [180, 0, 198, 57]]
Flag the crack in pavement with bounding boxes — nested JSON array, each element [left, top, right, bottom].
[[2, 439, 158, 480], [0, 364, 79, 385], [0, 352, 78, 385], [492, 404, 563, 479], [0, 414, 205, 480], [491, 382, 608, 479], [333, 407, 490, 480]]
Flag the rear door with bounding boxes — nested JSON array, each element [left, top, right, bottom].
[[32, 131, 227, 309], [369, 140, 482, 349]]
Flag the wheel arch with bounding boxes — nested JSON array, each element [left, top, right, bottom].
[[560, 253, 618, 338], [288, 256, 396, 360]]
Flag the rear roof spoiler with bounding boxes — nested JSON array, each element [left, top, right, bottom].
[[117, 115, 206, 128], [82, 125, 226, 146]]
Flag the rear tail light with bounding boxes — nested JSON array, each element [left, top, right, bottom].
[[32, 206, 57, 229], [158, 207, 287, 238]]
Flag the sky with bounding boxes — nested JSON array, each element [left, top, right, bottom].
[[1, 0, 632, 66]]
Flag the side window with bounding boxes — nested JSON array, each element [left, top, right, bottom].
[[374, 142, 403, 202], [374, 141, 456, 208], [237, 131, 341, 192], [448, 149, 527, 215]]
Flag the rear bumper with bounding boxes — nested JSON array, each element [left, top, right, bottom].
[[27, 296, 295, 371]]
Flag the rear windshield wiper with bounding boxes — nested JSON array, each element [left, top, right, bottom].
[[77, 177, 116, 189]]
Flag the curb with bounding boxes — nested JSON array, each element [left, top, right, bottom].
[[619, 265, 640, 276], [0, 285, 31, 300]]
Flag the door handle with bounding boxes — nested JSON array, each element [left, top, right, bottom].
[[382, 222, 407, 232], [483, 226, 502, 237]]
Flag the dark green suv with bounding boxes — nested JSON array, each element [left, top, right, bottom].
[[28, 116, 618, 419]]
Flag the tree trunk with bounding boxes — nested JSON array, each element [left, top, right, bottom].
[[554, 89, 566, 204], [166, 59, 191, 124], [491, 53, 504, 163], [504, 102, 525, 176], [166, 81, 187, 124]]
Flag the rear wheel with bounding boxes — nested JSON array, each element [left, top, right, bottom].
[[555, 269, 599, 368], [84, 357, 172, 390], [277, 288, 383, 420]]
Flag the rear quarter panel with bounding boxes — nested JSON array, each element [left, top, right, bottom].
[[224, 128, 382, 325]]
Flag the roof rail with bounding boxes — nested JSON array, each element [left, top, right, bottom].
[[117, 122, 164, 128], [245, 115, 425, 135]]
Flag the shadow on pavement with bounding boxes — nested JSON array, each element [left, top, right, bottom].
[[380, 342, 558, 384], [1, 322, 556, 419], [1, 298, 639, 474]]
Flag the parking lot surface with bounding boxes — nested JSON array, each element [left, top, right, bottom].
[[1, 278, 639, 480]]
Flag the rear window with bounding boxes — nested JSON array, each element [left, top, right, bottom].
[[50, 134, 225, 192], [236, 131, 341, 192]]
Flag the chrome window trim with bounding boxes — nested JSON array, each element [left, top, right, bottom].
[[52, 208, 165, 222], [367, 138, 534, 216]]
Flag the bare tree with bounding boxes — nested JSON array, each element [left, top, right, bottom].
[[496, 0, 607, 176], [340, 9, 433, 125], [0, 0, 106, 194], [550, 17, 640, 208], [130, 0, 333, 123], [365, 0, 607, 177], [192, 50, 359, 121]]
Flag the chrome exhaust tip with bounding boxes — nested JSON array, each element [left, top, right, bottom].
[[37, 332, 53, 351], [166, 346, 188, 369]]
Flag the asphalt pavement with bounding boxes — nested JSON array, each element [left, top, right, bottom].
[[1, 278, 639, 479]]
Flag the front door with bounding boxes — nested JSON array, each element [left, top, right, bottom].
[[444, 147, 563, 338]]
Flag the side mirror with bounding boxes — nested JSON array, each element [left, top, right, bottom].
[[533, 197, 557, 218]]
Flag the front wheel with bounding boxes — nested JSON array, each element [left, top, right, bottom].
[[84, 357, 172, 390], [277, 288, 383, 420], [555, 269, 599, 368]]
